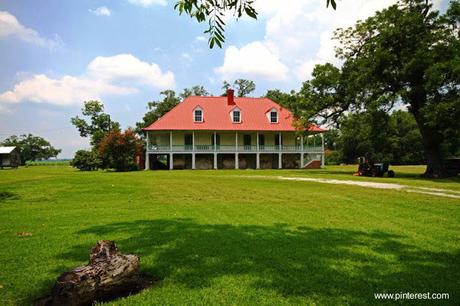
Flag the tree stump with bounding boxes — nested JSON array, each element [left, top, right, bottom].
[[36, 240, 151, 306]]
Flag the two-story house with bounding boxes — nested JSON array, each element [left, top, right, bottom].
[[144, 89, 326, 170]]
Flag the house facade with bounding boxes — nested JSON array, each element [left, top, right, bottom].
[[144, 89, 326, 170]]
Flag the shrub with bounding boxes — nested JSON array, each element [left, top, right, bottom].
[[325, 150, 342, 165], [71, 150, 101, 171], [98, 129, 144, 171]]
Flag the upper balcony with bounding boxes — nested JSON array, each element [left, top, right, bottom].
[[146, 130, 324, 154], [147, 144, 323, 153]]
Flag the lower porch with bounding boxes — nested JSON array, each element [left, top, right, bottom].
[[146, 152, 324, 170]]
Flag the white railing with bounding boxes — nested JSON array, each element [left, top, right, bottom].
[[147, 144, 323, 153]]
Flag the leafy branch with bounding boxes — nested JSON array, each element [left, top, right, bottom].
[[175, 0, 337, 48]]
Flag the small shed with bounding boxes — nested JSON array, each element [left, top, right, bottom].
[[0, 146, 20, 168]]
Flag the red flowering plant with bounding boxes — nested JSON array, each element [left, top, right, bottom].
[[99, 129, 144, 171]]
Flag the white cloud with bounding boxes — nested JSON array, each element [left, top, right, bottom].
[[215, 41, 288, 81], [195, 36, 207, 42], [127, 0, 167, 7], [180, 52, 193, 62], [0, 11, 61, 49], [263, 0, 401, 80], [0, 75, 135, 106], [89, 7, 111, 16], [0, 54, 175, 106], [87, 54, 175, 89], [220, 0, 441, 81]]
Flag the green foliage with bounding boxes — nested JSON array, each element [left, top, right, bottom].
[[98, 129, 144, 171], [222, 79, 256, 97], [325, 150, 341, 165], [299, 0, 460, 177], [1, 134, 61, 165], [180, 85, 210, 100], [70, 150, 101, 171], [174, 0, 336, 48], [70, 101, 120, 148], [174, 0, 257, 48], [135, 90, 181, 134], [265, 89, 303, 113], [25, 160, 70, 166], [338, 110, 424, 165]]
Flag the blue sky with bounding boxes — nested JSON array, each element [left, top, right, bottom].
[[0, 0, 447, 157]]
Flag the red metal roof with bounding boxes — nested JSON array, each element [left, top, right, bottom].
[[144, 96, 326, 132]]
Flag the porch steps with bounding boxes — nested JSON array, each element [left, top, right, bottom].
[[303, 159, 321, 169]]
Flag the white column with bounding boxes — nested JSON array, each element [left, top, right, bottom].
[[235, 131, 238, 151], [169, 153, 173, 170], [256, 132, 260, 169], [192, 131, 196, 169], [145, 132, 150, 170], [300, 134, 304, 168], [278, 132, 282, 169], [235, 131, 239, 169], [278, 132, 282, 151], [214, 131, 217, 170], [321, 133, 325, 167], [192, 131, 195, 151], [170, 131, 173, 151], [301, 134, 304, 152]]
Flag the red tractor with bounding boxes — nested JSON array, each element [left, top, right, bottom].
[[354, 157, 395, 177]]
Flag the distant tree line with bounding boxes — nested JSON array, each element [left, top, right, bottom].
[[1, 134, 61, 165]]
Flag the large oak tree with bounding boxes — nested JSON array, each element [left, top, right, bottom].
[[300, 0, 460, 178]]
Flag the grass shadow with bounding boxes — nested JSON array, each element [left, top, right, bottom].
[[0, 191, 19, 202], [47, 219, 460, 305]]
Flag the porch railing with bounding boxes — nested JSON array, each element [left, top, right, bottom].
[[148, 144, 323, 153]]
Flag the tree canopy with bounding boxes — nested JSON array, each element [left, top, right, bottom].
[[98, 129, 144, 171], [297, 0, 460, 177], [222, 79, 256, 97], [180, 85, 210, 100], [71, 101, 120, 148], [1, 134, 61, 164]]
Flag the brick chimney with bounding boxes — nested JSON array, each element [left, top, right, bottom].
[[227, 88, 235, 105]]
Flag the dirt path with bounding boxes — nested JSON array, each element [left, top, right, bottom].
[[277, 176, 460, 199], [237, 175, 460, 199]]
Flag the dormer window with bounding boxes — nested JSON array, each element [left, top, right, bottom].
[[270, 110, 278, 123], [233, 110, 241, 123], [194, 107, 203, 122]]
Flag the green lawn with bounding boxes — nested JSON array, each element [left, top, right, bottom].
[[0, 166, 459, 305]]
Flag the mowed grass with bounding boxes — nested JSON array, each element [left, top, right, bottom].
[[0, 166, 459, 305]]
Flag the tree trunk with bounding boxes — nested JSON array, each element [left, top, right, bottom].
[[412, 111, 446, 178], [35, 240, 151, 306], [422, 136, 444, 178]]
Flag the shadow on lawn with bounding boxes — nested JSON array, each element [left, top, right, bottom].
[[0, 191, 19, 202], [59, 219, 458, 305]]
